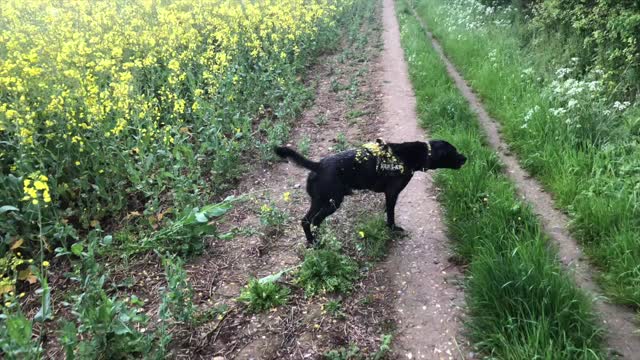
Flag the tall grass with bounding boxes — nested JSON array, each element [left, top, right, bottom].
[[396, 0, 604, 357], [413, 0, 640, 306]]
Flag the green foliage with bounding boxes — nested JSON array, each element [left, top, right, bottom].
[[161, 254, 195, 323], [324, 345, 361, 360], [62, 234, 151, 358], [533, 0, 640, 95], [414, 0, 640, 306], [297, 249, 359, 297], [259, 202, 289, 236], [354, 215, 393, 260], [0, 310, 41, 359], [373, 334, 393, 360], [396, 0, 604, 357], [58, 320, 79, 360], [238, 278, 290, 313], [323, 299, 345, 318], [122, 196, 236, 257], [298, 135, 312, 157], [323, 334, 392, 360], [0, 0, 355, 268], [333, 132, 350, 152]]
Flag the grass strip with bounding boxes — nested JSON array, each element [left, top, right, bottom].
[[413, 0, 640, 306], [395, 0, 604, 358]]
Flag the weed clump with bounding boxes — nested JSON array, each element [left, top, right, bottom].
[[297, 249, 359, 297], [238, 279, 290, 313], [354, 215, 393, 260]]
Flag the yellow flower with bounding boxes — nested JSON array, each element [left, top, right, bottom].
[[75, 161, 80, 165], [283, 192, 291, 202], [4, 302, 11, 307], [358, 231, 365, 238], [42, 261, 50, 268]]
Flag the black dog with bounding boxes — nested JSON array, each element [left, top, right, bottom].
[[275, 139, 466, 244]]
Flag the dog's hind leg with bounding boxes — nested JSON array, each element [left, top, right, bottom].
[[302, 199, 324, 244], [302, 197, 343, 245]]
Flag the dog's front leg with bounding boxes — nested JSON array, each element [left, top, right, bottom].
[[384, 191, 404, 232]]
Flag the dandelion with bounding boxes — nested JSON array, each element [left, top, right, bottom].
[[358, 231, 365, 238], [42, 261, 50, 268], [283, 192, 291, 202]]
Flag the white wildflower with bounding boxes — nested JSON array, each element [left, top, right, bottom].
[[612, 101, 631, 111]]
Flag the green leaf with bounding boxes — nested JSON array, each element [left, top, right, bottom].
[[0, 205, 19, 214], [258, 266, 299, 284], [218, 231, 236, 240], [206, 206, 230, 217], [102, 235, 113, 246], [195, 212, 208, 223], [71, 242, 84, 256], [34, 282, 52, 322]]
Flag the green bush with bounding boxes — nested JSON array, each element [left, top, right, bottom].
[[532, 1, 640, 96]]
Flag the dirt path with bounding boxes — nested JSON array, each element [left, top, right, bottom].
[[409, 6, 640, 358], [379, 0, 467, 359], [169, 2, 401, 358]]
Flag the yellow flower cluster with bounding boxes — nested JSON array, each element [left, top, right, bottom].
[[0, 0, 350, 162], [22, 172, 52, 205], [0, 0, 346, 144]]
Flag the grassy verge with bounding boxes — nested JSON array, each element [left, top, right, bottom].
[[413, 0, 640, 306], [396, 0, 604, 357]]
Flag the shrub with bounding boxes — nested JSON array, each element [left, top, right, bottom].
[[532, 0, 640, 96]]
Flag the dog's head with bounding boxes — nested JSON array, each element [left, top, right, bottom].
[[423, 140, 466, 170]]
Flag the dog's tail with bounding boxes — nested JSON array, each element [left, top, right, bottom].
[[274, 146, 321, 172]]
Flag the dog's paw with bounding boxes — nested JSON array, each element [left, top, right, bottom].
[[389, 224, 405, 233]]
